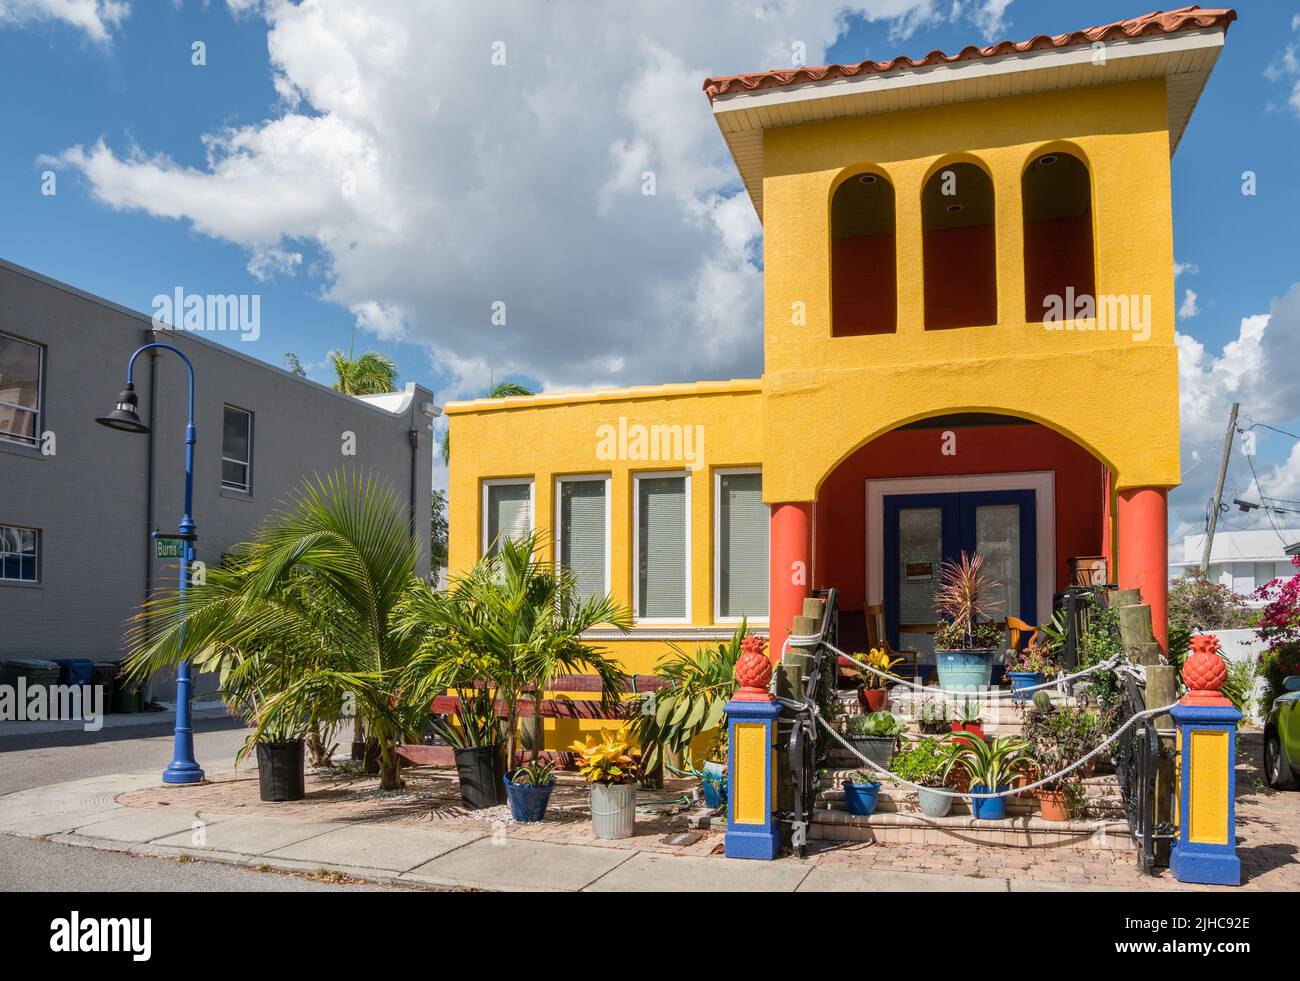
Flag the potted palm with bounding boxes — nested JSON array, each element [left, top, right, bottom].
[[572, 731, 641, 838], [845, 711, 906, 769], [855, 647, 903, 712], [399, 531, 631, 796], [125, 474, 431, 794], [933, 552, 1004, 691], [944, 733, 1033, 821], [890, 737, 958, 818], [425, 670, 505, 810], [504, 759, 557, 822]]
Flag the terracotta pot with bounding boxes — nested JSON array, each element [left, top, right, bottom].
[[949, 720, 984, 748], [1038, 789, 1070, 822], [858, 688, 887, 713]]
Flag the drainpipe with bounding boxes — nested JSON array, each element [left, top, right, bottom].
[[408, 427, 420, 555]]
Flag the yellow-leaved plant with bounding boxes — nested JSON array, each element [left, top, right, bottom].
[[570, 731, 641, 785]]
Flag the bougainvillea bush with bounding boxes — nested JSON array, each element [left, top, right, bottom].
[[1255, 556, 1300, 715]]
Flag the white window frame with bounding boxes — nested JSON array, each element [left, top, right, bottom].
[[221, 404, 254, 494], [713, 467, 769, 625], [0, 523, 40, 584], [554, 474, 611, 602], [632, 469, 692, 625], [481, 477, 535, 557], [0, 331, 43, 449]]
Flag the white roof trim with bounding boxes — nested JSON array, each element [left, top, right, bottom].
[[712, 27, 1228, 220]]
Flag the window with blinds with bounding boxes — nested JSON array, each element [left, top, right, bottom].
[[484, 481, 532, 555], [717, 471, 768, 618], [559, 478, 607, 603], [636, 474, 688, 619]]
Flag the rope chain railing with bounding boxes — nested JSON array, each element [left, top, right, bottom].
[[811, 699, 1177, 799], [784, 635, 1125, 701]]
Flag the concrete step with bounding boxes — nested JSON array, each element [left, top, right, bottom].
[[809, 803, 1136, 853], [814, 777, 1126, 821]]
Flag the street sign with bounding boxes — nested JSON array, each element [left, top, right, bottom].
[[155, 537, 185, 560]]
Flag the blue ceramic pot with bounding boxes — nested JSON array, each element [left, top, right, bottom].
[[935, 648, 996, 691], [1008, 671, 1045, 700], [969, 784, 1009, 820], [702, 761, 727, 809], [504, 776, 554, 822], [842, 780, 881, 816]]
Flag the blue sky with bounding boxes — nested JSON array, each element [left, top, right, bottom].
[[1, 1, 1298, 541]]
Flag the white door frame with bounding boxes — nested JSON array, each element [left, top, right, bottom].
[[865, 471, 1055, 623]]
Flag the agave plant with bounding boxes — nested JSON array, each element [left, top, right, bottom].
[[630, 621, 748, 773], [943, 733, 1034, 791], [510, 759, 558, 786], [124, 472, 427, 790]]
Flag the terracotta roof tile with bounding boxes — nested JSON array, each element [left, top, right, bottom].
[[702, 6, 1237, 102]]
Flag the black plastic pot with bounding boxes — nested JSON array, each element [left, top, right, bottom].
[[454, 745, 505, 809], [256, 740, 306, 802], [362, 739, 382, 775]]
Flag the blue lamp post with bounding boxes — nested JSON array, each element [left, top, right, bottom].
[[97, 342, 205, 784]]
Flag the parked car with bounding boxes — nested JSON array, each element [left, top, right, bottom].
[[1264, 676, 1300, 791]]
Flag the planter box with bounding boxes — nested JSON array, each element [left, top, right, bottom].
[[256, 740, 305, 802]]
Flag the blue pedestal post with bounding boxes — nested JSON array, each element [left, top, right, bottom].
[[724, 697, 782, 860], [1170, 701, 1241, 887]]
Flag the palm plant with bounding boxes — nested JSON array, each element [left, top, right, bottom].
[[440, 380, 534, 465], [631, 622, 748, 773], [399, 530, 631, 769], [329, 349, 397, 396], [124, 472, 425, 790]]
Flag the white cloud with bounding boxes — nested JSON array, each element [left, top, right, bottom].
[[51, 0, 1020, 403], [246, 246, 302, 282], [1175, 283, 1300, 529], [0, 0, 128, 43], [1174, 259, 1198, 280], [1178, 289, 1200, 319]]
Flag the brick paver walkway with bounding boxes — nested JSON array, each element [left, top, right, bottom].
[[115, 730, 1298, 890]]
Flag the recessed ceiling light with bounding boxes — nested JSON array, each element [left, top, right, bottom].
[[859, 173, 878, 184], [1039, 155, 1058, 166], [947, 203, 964, 213]]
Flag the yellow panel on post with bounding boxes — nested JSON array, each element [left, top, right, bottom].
[[732, 723, 768, 826], [1188, 730, 1230, 846]]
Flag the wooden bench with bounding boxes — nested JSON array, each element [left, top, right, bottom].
[[397, 673, 667, 766]]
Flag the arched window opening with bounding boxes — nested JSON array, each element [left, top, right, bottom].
[[1023, 151, 1095, 323], [922, 162, 997, 330], [831, 172, 896, 336]]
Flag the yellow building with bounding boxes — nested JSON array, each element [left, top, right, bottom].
[[445, 8, 1236, 732]]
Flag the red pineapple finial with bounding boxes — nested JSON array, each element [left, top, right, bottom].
[[733, 635, 774, 702], [1181, 634, 1231, 707]]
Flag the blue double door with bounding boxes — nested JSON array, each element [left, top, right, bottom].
[[883, 489, 1036, 653]]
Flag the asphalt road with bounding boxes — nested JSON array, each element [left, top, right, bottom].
[[0, 716, 413, 892]]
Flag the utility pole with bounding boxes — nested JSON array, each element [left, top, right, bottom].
[[1201, 401, 1240, 577]]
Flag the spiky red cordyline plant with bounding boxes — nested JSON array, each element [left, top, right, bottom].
[[935, 552, 1002, 644]]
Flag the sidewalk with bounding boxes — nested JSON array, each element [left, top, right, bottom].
[[2, 765, 1284, 892], [0, 701, 231, 738]]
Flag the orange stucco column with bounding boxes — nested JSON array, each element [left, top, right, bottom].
[[769, 502, 813, 661], [1117, 487, 1169, 651]]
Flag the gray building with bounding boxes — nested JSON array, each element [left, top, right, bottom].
[[0, 259, 435, 687]]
